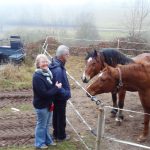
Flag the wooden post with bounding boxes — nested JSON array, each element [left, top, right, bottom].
[[95, 106, 105, 150], [117, 39, 120, 49]]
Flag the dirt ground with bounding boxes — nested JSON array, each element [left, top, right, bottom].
[[0, 87, 150, 150], [0, 90, 34, 147]]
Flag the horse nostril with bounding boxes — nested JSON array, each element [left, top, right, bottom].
[[84, 78, 89, 83], [81, 77, 88, 83], [85, 78, 89, 83]]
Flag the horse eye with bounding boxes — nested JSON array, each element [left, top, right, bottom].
[[100, 78, 105, 81], [92, 62, 96, 65]]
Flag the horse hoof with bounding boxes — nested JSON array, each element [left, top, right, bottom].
[[137, 135, 147, 142], [115, 118, 122, 126], [119, 115, 124, 120], [116, 121, 121, 126], [110, 113, 116, 118], [110, 109, 117, 118]]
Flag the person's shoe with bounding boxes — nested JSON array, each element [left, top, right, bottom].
[[48, 142, 57, 146], [57, 135, 71, 142], [35, 145, 48, 149], [65, 135, 71, 140]]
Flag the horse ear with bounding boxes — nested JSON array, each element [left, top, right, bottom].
[[94, 49, 97, 57], [85, 51, 90, 60], [87, 51, 90, 55], [103, 62, 108, 68], [106, 65, 114, 75], [86, 50, 90, 53]]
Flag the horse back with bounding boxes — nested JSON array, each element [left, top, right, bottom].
[[132, 53, 150, 64]]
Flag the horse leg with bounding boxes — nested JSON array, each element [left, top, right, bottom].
[[137, 91, 150, 142], [137, 113, 149, 142], [110, 92, 118, 117], [116, 90, 126, 125]]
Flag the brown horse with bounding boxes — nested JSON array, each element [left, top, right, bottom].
[[86, 63, 150, 142], [82, 49, 150, 119]]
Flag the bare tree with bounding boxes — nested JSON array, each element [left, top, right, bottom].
[[76, 12, 99, 41], [125, 0, 150, 40]]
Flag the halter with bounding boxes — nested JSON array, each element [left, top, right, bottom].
[[114, 67, 123, 93]]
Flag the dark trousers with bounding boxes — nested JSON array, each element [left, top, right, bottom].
[[53, 101, 67, 139]]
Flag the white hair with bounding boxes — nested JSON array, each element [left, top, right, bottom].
[[35, 54, 50, 68], [56, 45, 69, 57]]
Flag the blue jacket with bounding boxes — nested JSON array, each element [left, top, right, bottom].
[[32, 71, 62, 109], [49, 58, 71, 103]]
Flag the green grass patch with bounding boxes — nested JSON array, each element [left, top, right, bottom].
[[0, 141, 81, 150], [0, 104, 33, 115], [17, 104, 33, 112]]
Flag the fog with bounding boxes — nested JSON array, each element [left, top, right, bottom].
[[0, 0, 144, 28]]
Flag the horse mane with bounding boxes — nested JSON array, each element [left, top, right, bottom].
[[86, 48, 134, 67], [102, 48, 134, 66]]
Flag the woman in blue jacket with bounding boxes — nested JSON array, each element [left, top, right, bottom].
[[32, 54, 62, 149]]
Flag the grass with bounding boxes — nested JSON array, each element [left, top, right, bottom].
[[66, 55, 85, 78], [0, 103, 33, 116], [17, 104, 33, 111], [0, 141, 80, 150], [0, 64, 34, 91]]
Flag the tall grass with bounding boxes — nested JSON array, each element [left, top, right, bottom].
[[0, 64, 34, 91]]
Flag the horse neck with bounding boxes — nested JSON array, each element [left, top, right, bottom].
[[117, 64, 148, 84]]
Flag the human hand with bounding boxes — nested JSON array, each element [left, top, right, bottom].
[[55, 81, 62, 88]]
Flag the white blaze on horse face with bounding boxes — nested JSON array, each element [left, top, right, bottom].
[[82, 71, 86, 79], [87, 57, 93, 63], [98, 72, 103, 78]]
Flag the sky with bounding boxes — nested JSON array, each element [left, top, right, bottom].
[[0, 0, 130, 6]]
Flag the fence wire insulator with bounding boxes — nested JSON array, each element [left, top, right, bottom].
[[91, 96, 102, 106]]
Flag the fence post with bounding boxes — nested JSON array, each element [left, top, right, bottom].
[[117, 39, 120, 49], [96, 106, 105, 150]]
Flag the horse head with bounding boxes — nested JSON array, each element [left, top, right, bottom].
[[82, 50, 105, 83], [86, 65, 117, 96]]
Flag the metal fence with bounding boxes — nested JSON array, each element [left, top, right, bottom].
[[97, 105, 150, 150]]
